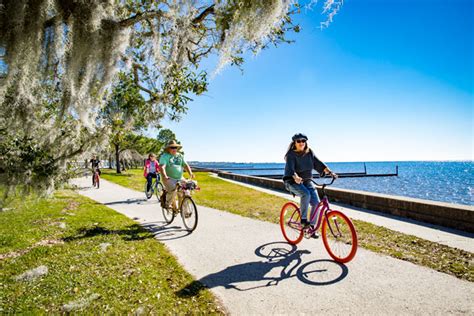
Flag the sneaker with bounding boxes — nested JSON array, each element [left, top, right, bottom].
[[310, 231, 320, 239], [301, 219, 310, 229]]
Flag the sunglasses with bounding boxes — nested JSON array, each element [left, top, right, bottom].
[[170, 147, 178, 150], [296, 139, 306, 144]]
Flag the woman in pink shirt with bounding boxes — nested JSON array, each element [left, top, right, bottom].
[[144, 153, 160, 197]]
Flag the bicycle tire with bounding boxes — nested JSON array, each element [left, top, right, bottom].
[[280, 202, 304, 245], [155, 182, 164, 201], [180, 196, 198, 232], [321, 210, 357, 263], [144, 181, 152, 199], [161, 192, 175, 224]]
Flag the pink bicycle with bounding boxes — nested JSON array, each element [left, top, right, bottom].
[[280, 176, 358, 263]]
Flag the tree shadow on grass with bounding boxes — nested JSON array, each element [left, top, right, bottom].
[[176, 241, 349, 297], [62, 224, 155, 242]]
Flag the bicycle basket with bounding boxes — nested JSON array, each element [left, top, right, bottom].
[[184, 181, 198, 190]]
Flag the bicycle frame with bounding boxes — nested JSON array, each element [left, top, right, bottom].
[[163, 180, 199, 211], [146, 174, 160, 191], [92, 168, 100, 185], [92, 167, 99, 176], [286, 176, 342, 236], [152, 177, 159, 190], [286, 198, 329, 233], [309, 197, 330, 232]]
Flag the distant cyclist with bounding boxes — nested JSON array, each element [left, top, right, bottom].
[[283, 133, 337, 230], [159, 140, 194, 208], [90, 155, 101, 185], [144, 153, 160, 196]]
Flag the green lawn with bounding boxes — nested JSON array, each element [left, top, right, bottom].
[[0, 189, 224, 314], [102, 169, 473, 282]]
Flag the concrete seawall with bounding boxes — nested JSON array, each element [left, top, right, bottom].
[[217, 172, 474, 233]]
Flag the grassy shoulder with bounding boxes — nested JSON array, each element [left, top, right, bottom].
[[0, 189, 224, 314], [102, 169, 473, 282]]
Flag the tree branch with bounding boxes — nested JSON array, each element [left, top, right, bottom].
[[52, 141, 87, 163], [192, 5, 215, 24], [119, 10, 167, 27], [132, 63, 156, 100]]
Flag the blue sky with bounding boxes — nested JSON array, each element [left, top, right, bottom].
[[159, 0, 473, 163]]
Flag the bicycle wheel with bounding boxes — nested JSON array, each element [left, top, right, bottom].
[[180, 196, 198, 232], [144, 181, 152, 199], [161, 193, 175, 224], [95, 174, 100, 189], [321, 210, 358, 263], [280, 202, 304, 245], [155, 182, 164, 201]]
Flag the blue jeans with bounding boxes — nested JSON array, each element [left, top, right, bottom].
[[146, 173, 159, 191], [285, 180, 320, 224]]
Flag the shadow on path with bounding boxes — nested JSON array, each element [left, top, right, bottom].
[[104, 198, 153, 206], [177, 241, 348, 297], [141, 221, 191, 241]]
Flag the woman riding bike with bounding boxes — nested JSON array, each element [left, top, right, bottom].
[[283, 133, 337, 234], [144, 153, 160, 197], [159, 140, 194, 209], [90, 155, 101, 185]]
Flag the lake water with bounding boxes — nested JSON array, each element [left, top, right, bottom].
[[190, 161, 473, 206]]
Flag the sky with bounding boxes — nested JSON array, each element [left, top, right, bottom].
[[158, 0, 473, 163]]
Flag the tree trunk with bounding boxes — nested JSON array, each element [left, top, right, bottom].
[[108, 155, 113, 169], [115, 143, 121, 173]]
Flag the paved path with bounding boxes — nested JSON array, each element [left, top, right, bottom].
[[73, 177, 473, 315], [215, 175, 474, 253]]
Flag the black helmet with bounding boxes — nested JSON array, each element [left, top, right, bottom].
[[292, 133, 308, 141]]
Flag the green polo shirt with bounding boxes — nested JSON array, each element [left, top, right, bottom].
[[159, 152, 186, 180]]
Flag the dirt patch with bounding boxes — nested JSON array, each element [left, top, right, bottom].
[[62, 200, 80, 212], [15, 265, 48, 281], [49, 222, 67, 229], [99, 242, 111, 253], [62, 293, 100, 312], [0, 239, 64, 260], [134, 306, 145, 315]]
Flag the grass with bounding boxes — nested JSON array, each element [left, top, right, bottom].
[[102, 169, 474, 282], [101, 168, 145, 192], [0, 189, 224, 314]]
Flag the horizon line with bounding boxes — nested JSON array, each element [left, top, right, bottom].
[[189, 159, 474, 164]]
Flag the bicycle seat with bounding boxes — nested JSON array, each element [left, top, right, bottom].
[[285, 189, 296, 198]]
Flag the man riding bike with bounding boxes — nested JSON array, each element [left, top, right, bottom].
[[159, 140, 194, 209], [144, 153, 160, 197], [89, 155, 101, 185]]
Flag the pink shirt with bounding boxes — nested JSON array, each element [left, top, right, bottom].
[[144, 159, 160, 177]]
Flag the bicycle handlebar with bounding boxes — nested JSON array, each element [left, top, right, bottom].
[[304, 174, 337, 187]]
